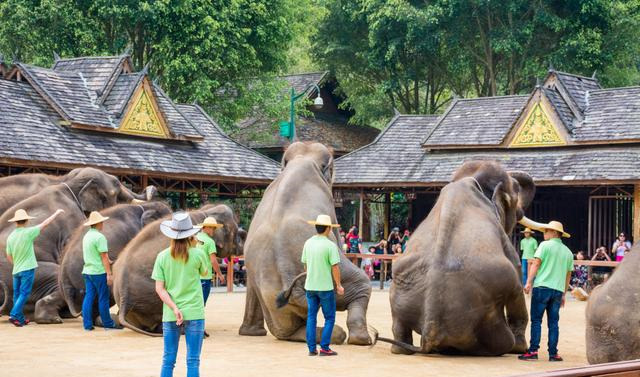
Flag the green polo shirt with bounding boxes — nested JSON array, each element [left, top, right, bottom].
[[151, 247, 208, 322], [196, 232, 217, 280], [520, 237, 538, 260], [82, 228, 109, 275], [301, 235, 341, 291], [6, 226, 40, 275], [533, 238, 574, 293]]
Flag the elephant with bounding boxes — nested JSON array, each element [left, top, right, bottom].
[[238, 142, 372, 346], [0, 167, 156, 318], [380, 160, 536, 356], [31, 201, 171, 324], [585, 244, 640, 363], [113, 204, 244, 336]]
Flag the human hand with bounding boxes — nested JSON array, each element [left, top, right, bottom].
[[217, 274, 226, 285], [174, 308, 184, 325], [107, 274, 113, 286], [336, 285, 345, 296], [523, 282, 532, 294], [561, 295, 566, 308]]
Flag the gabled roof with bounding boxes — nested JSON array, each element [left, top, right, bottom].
[[421, 95, 528, 147], [102, 73, 143, 114], [280, 71, 328, 96], [52, 55, 129, 95], [574, 86, 640, 141], [553, 71, 601, 112]]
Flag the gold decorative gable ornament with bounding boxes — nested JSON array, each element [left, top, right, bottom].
[[510, 102, 565, 147], [119, 82, 170, 138]]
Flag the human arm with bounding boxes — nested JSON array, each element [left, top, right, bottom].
[[211, 254, 225, 284], [611, 241, 618, 254], [6, 254, 13, 264], [562, 271, 571, 307], [603, 251, 611, 261], [100, 253, 113, 285], [331, 264, 344, 295], [36, 209, 64, 230], [524, 258, 541, 294], [155, 280, 183, 325]]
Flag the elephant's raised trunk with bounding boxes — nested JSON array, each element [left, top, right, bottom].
[[518, 216, 548, 232], [275, 272, 307, 308]]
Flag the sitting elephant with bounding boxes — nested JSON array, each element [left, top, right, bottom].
[[382, 160, 536, 356], [32, 201, 171, 324], [586, 245, 640, 363], [113, 204, 244, 336], [239, 142, 372, 345], [0, 168, 155, 318]]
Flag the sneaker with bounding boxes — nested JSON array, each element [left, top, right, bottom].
[[204, 330, 210, 338], [23, 319, 30, 325], [9, 318, 23, 327], [319, 348, 338, 356], [308, 350, 318, 356], [549, 355, 564, 362], [84, 327, 95, 331], [518, 351, 538, 361]]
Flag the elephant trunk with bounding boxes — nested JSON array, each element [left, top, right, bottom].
[[119, 185, 157, 203], [118, 289, 162, 337], [372, 331, 427, 354], [275, 272, 307, 308], [518, 216, 548, 232], [0, 280, 9, 315]]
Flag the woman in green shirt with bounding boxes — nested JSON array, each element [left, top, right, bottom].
[[152, 212, 208, 377]]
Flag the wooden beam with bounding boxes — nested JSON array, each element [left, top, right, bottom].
[[384, 193, 390, 239], [634, 183, 640, 244], [358, 189, 364, 238]]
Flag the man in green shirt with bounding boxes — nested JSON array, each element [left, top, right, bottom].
[[5, 208, 63, 326], [519, 221, 573, 362], [302, 214, 344, 357], [196, 217, 226, 307], [520, 228, 538, 286], [81, 211, 119, 330]]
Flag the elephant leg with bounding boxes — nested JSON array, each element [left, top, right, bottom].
[[391, 316, 415, 355], [346, 296, 372, 345], [506, 292, 528, 354], [283, 324, 347, 344], [34, 290, 66, 324], [239, 282, 267, 336]]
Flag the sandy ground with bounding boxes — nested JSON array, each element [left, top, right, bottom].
[[0, 290, 588, 377]]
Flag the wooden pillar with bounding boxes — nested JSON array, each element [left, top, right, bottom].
[[384, 193, 390, 239], [358, 190, 364, 238], [227, 257, 234, 293], [634, 184, 640, 244], [179, 192, 186, 210]]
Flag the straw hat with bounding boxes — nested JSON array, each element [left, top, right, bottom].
[[521, 228, 535, 234], [160, 212, 201, 240], [306, 214, 340, 228], [197, 217, 223, 229], [84, 211, 109, 226], [8, 209, 35, 223], [541, 220, 571, 238]]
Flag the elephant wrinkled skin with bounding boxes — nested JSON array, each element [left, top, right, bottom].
[[385, 161, 535, 356], [238, 142, 372, 346]]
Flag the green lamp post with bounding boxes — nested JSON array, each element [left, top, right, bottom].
[[280, 83, 324, 141]]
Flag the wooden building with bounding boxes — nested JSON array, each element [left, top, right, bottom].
[[334, 70, 640, 253], [231, 71, 379, 161], [0, 54, 280, 204]]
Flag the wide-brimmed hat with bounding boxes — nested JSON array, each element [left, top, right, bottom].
[[541, 221, 570, 238], [197, 217, 223, 229], [521, 228, 535, 234], [160, 212, 201, 239], [306, 214, 340, 228], [8, 209, 36, 223], [84, 211, 109, 226]]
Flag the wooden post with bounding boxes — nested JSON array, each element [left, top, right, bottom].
[[384, 193, 390, 239], [179, 192, 186, 210], [358, 189, 364, 238], [227, 257, 234, 293], [634, 184, 640, 244]]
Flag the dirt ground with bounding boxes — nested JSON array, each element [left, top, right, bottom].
[[0, 290, 588, 377]]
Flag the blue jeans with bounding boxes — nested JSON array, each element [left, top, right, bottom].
[[306, 290, 336, 352], [201, 280, 211, 306], [521, 259, 528, 286], [529, 287, 563, 355], [82, 273, 114, 329], [10, 268, 35, 324], [161, 319, 205, 377]]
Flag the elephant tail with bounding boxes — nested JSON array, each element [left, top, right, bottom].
[[117, 290, 162, 337], [370, 326, 426, 354], [0, 279, 9, 315], [275, 272, 307, 309]]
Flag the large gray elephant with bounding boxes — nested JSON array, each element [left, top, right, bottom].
[[381, 160, 536, 356], [113, 204, 244, 336], [0, 168, 155, 318], [32, 201, 172, 324], [586, 245, 640, 363], [238, 142, 372, 345]]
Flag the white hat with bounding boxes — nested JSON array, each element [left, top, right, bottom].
[[160, 212, 201, 240], [84, 211, 109, 226], [8, 209, 36, 223], [306, 214, 340, 228]]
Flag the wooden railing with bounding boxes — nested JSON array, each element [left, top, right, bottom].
[[510, 359, 640, 377]]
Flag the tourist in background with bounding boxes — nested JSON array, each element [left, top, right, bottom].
[[611, 233, 631, 262], [5, 208, 63, 327], [570, 251, 588, 290], [348, 227, 362, 254], [520, 228, 538, 286], [591, 246, 612, 286], [81, 211, 120, 330], [388, 228, 402, 254], [153, 212, 208, 377], [400, 230, 411, 252]]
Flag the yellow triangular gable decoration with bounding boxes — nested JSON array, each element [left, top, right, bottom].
[[119, 85, 169, 138], [510, 102, 566, 147]]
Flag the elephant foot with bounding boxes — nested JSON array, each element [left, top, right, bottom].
[[34, 315, 63, 324], [391, 344, 416, 355], [239, 324, 268, 336], [510, 335, 528, 354], [347, 327, 372, 345]]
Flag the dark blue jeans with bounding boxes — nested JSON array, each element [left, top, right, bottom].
[[201, 279, 211, 306], [521, 259, 528, 285], [529, 287, 563, 355], [10, 268, 35, 324], [306, 290, 336, 352], [161, 319, 205, 377], [82, 273, 114, 329]]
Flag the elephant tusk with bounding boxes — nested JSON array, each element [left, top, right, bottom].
[[518, 216, 548, 232], [131, 199, 145, 204]]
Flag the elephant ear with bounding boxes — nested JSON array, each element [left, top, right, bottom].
[[509, 171, 536, 218], [322, 155, 334, 184], [141, 208, 164, 226], [490, 181, 508, 228], [78, 179, 105, 213]]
